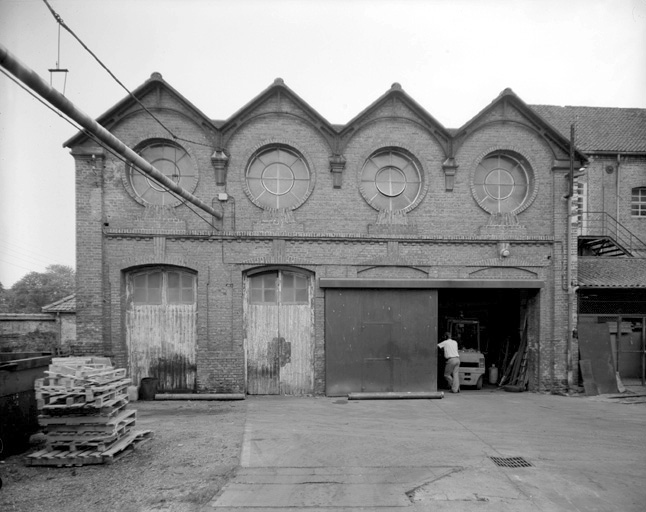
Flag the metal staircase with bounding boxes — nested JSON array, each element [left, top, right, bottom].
[[578, 212, 646, 257]]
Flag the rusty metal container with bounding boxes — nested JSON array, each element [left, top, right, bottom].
[[0, 353, 52, 457]]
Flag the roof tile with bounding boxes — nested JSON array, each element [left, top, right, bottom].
[[530, 105, 646, 153], [578, 258, 646, 288]]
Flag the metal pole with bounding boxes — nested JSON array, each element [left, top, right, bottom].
[[566, 124, 575, 390], [641, 316, 645, 386], [0, 43, 222, 220]]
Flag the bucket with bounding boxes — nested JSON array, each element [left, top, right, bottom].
[[488, 365, 499, 385], [139, 377, 158, 401]]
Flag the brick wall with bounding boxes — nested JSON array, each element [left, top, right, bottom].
[[73, 150, 106, 356], [0, 314, 58, 353], [70, 78, 577, 394]]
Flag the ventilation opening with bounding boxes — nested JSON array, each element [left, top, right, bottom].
[[489, 456, 533, 468]]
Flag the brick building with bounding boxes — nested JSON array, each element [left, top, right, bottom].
[[533, 106, 646, 385], [67, 74, 641, 396]]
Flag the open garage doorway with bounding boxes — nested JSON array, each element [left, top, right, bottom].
[[437, 288, 539, 390]]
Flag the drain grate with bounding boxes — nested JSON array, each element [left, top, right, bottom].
[[489, 456, 533, 468]]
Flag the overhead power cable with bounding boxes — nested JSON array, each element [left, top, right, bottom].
[[41, 0, 213, 149], [0, 241, 58, 268], [0, 257, 44, 275], [0, 67, 219, 230]]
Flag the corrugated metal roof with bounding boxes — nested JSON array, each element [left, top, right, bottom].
[[578, 258, 646, 288], [530, 105, 646, 153], [41, 294, 76, 313]]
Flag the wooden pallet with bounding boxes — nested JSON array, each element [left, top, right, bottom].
[[42, 368, 127, 386], [25, 447, 105, 467], [39, 395, 129, 415], [45, 417, 137, 450], [43, 409, 136, 433], [102, 430, 154, 464], [36, 377, 131, 393], [25, 430, 153, 467], [38, 400, 128, 424], [36, 382, 130, 409], [27, 358, 153, 467]]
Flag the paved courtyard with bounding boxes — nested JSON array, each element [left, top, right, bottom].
[[208, 388, 646, 511]]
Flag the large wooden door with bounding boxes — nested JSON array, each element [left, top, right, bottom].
[[245, 270, 314, 395], [126, 268, 197, 392], [326, 289, 437, 396]]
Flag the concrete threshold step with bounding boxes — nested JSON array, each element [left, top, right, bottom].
[[348, 391, 444, 400]]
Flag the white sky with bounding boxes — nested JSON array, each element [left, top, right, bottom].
[[0, 0, 645, 287]]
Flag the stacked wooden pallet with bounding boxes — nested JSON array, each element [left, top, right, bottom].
[[26, 357, 153, 467]]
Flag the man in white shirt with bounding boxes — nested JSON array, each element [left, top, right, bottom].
[[438, 332, 460, 393]]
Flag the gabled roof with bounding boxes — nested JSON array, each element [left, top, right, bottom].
[[528, 105, 646, 154], [340, 82, 451, 142], [218, 78, 337, 136], [42, 294, 76, 313], [578, 258, 646, 288], [64, 73, 219, 148], [456, 88, 589, 161]]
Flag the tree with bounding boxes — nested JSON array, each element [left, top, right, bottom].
[[8, 265, 75, 313], [0, 281, 9, 313]]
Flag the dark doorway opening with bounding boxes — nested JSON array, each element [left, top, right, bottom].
[[437, 288, 532, 389]]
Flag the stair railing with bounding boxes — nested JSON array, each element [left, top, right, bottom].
[[580, 212, 646, 256]]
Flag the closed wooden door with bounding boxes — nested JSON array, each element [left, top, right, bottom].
[[245, 270, 314, 395], [126, 268, 197, 392]]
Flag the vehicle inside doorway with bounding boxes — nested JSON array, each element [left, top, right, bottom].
[[437, 289, 533, 391], [448, 317, 486, 389]]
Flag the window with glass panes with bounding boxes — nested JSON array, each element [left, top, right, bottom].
[[125, 140, 197, 207], [249, 270, 309, 305], [473, 151, 534, 214], [632, 187, 646, 217], [360, 149, 423, 211], [131, 269, 196, 305], [245, 146, 311, 210], [133, 271, 163, 304]]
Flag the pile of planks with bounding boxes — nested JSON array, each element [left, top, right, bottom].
[[499, 314, 530, 391], [25, 357, 152, 467]]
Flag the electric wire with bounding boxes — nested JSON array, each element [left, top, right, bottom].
[[0, 68, 219, 230], [0, 257, 47, 275], [0, 241, 58, 268], [41, 0, 213, 149]]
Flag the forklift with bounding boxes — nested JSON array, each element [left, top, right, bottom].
[[447, 317, 486, 389]]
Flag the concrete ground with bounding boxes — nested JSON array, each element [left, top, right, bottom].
[[206, 386, 646, 511]]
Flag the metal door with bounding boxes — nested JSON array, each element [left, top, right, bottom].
[[245, 270, 314, 395], [126, 268, 197, 392], [326, 289, 437, 396], [360, 292, 399, 392]]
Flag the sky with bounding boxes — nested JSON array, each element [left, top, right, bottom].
[[0, 0, 645, 288]]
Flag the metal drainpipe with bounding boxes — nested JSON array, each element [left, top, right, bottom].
[[642, 318, 645, 386], [616, 154, 621, 223], [56, 311, 62, 356], [566, 195, 574, 390], [564, 125, 575, 391]]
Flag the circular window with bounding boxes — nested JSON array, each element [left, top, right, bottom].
[[125, 140, 197, 207], [472, 152, 534, 214], [360, 149, 423, 211], [245, 146, 311, 210]]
